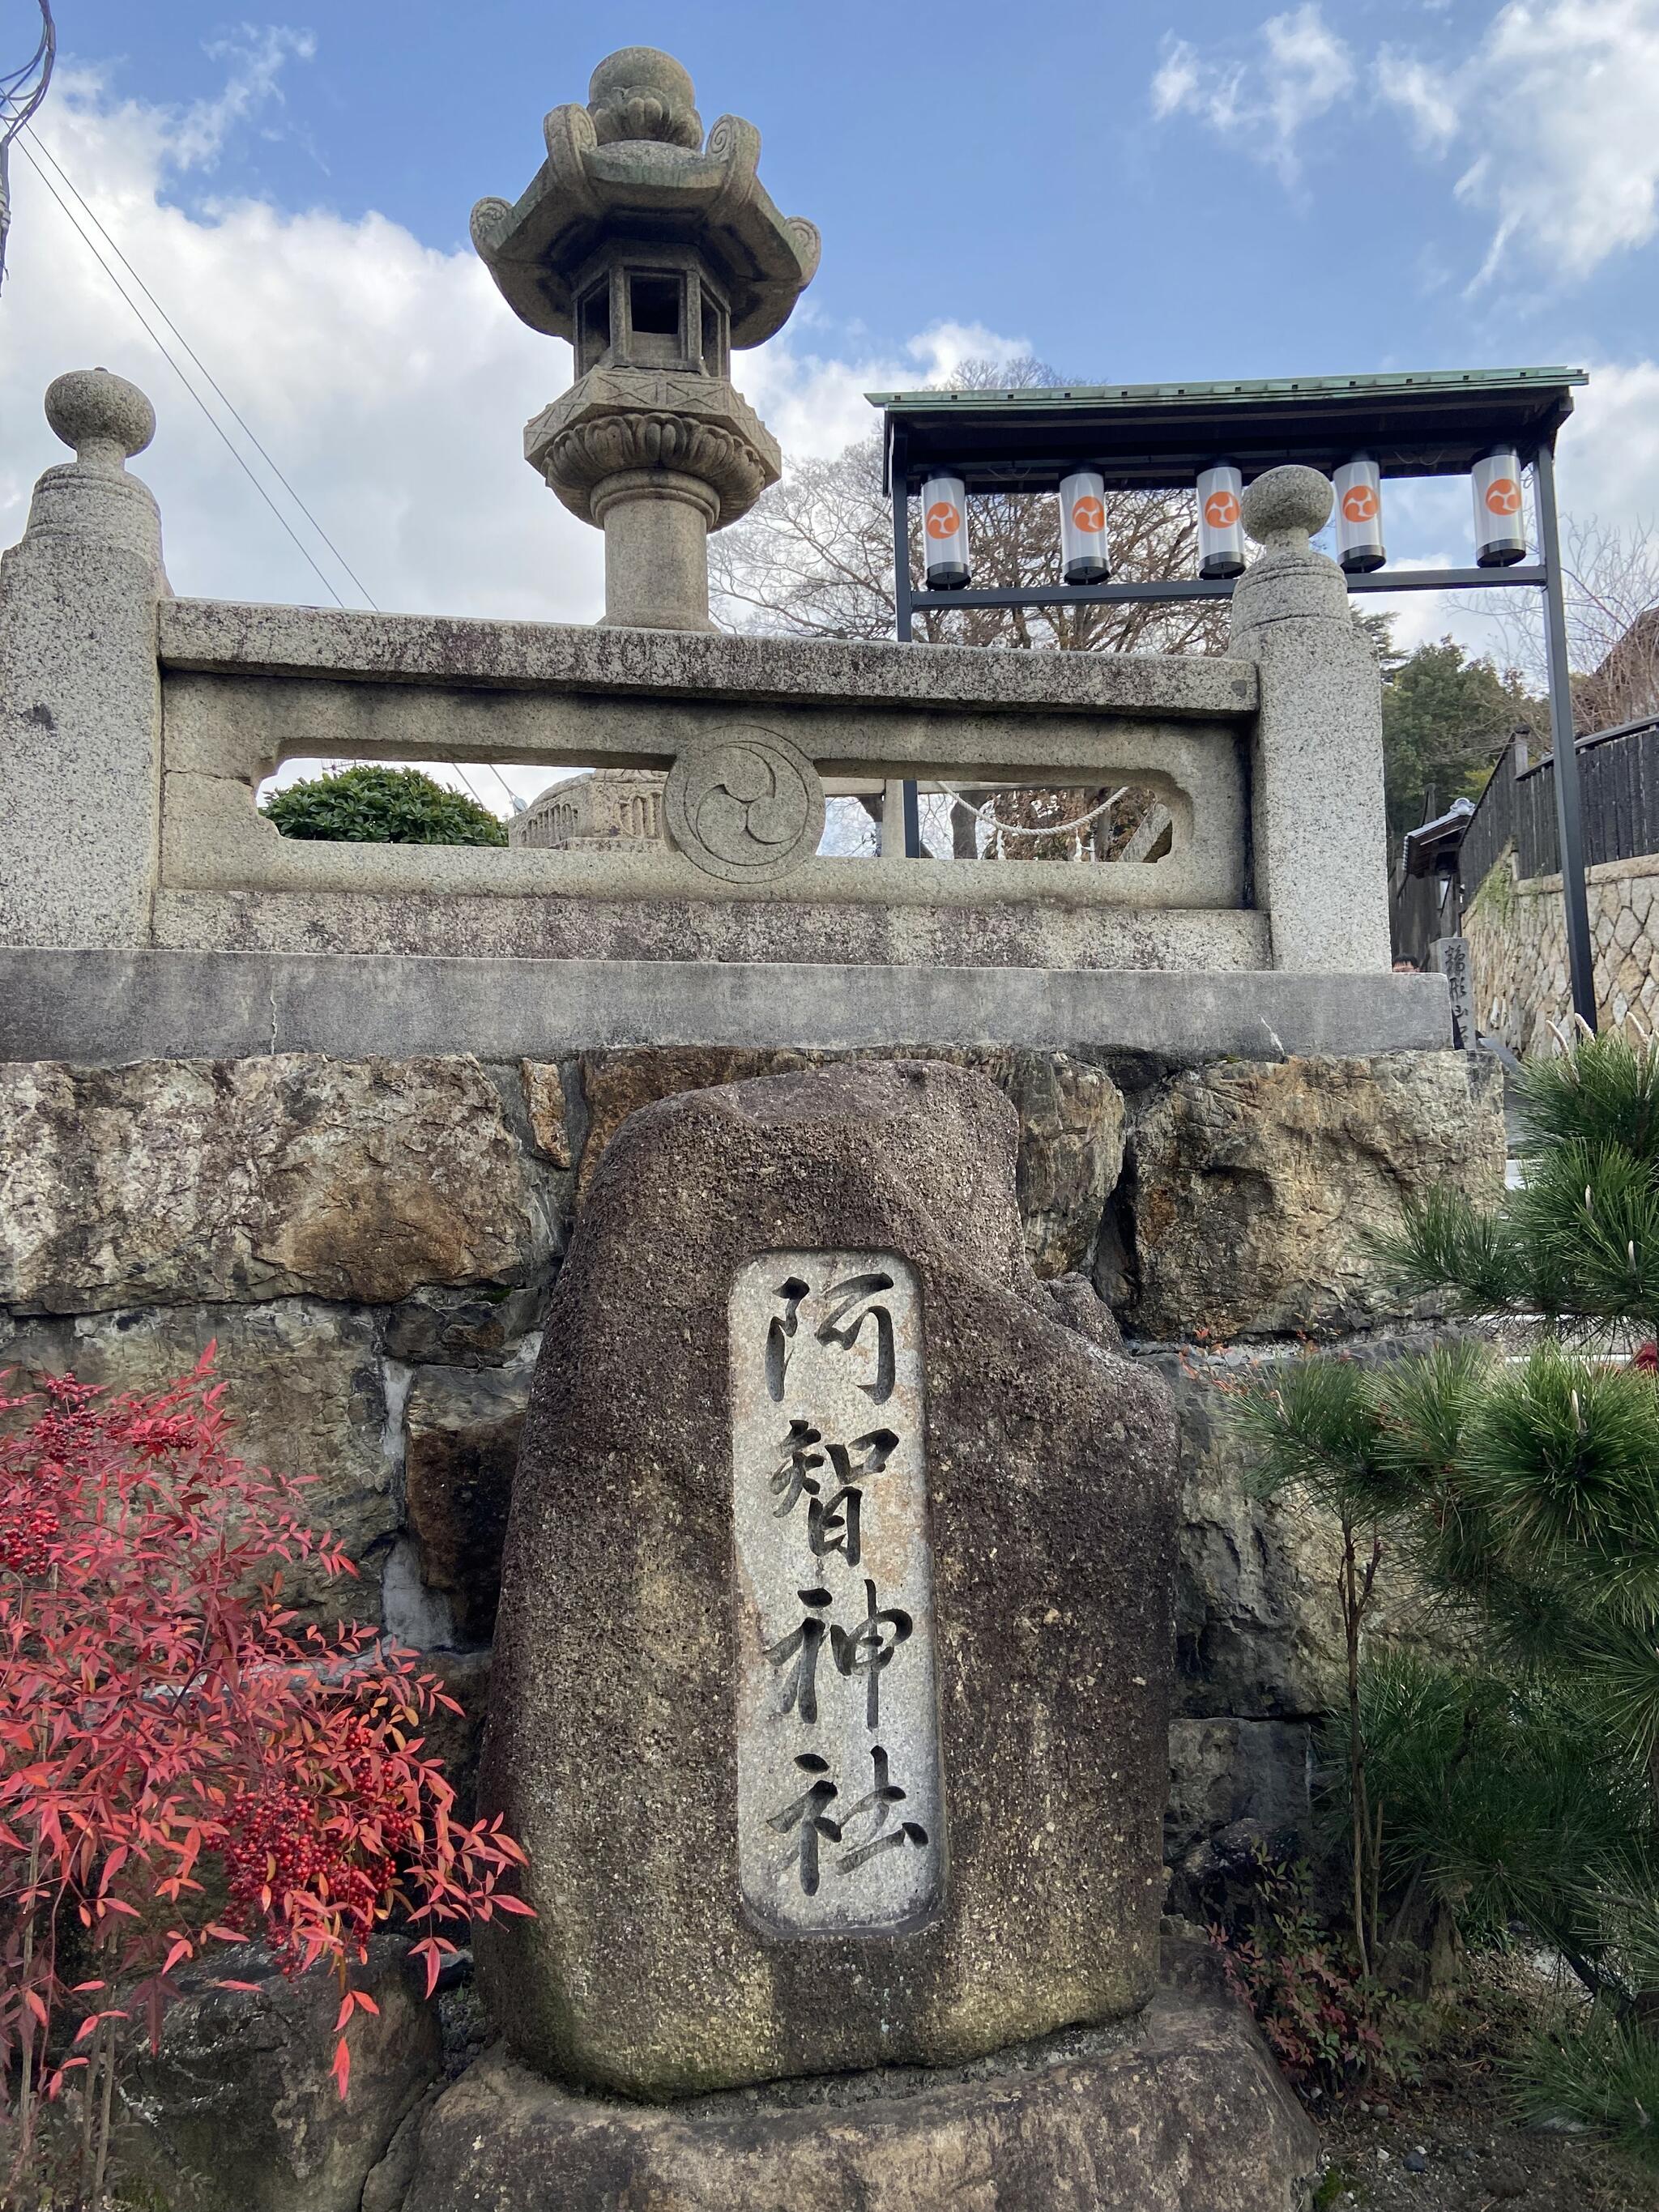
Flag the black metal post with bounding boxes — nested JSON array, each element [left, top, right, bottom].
[[1533, 441, 1597, 1029], [889, 451, 923, 850], [901, 779, 923, 860], [891, 458, 913, 644]]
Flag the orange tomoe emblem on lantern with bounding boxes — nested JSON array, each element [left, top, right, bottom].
[[1341, 484, 1380, 524], [924, 501, 961, 539], [1485, 478, 1522, 517], [1204, 488, 1240, 529], [1071, 495, 1106, 534]]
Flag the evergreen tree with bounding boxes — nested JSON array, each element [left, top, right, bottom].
[[1376, 631, 1538, 837], [1237, 1029, 1659, 2160], [262, 765, 507, 846]]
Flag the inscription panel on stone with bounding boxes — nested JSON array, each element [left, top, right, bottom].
[[731, 1251, 943, 1937]]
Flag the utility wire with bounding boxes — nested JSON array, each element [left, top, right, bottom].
[[23, 125, 379, 607], [17, 132, 525, 816], [0, 0, 53, 292], [17, 138, 355, 613]]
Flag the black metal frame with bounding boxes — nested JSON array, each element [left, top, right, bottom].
[[883, 393, 1596, 1029]]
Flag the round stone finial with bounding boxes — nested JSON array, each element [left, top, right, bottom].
[[44, 368, 156, 470], [1240, 464, 1333, 548], [587, 47, 702, 149]]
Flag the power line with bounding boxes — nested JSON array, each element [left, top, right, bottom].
[[16, 135, 523, 817], [16, 139, 356, 613], [0, 0, 54, 292], [23, 123, 380, 608]]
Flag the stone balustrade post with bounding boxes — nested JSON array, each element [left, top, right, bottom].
[[1229, 465, 1392, 973], [0, 369, 167, 948]]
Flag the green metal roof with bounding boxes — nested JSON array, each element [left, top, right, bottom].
[[868, 365, 1584, 411], [869, 366, 1588, 492]]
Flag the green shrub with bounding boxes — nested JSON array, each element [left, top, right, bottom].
[[1514, 2008, 1659, 2172], [1235, 1025, 1659, 2170], [1328, 1652, 1652, 1977], [262, 765, 507, 846]]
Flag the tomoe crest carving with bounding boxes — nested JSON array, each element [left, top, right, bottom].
[[664, 728, 825, 885]]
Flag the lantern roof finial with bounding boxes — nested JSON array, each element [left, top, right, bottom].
[[586, 46, 702, 149]]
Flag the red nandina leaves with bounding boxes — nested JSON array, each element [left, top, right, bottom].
[[0, 1355, 532, 2131]]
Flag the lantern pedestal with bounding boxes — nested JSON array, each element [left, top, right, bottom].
[[525, 363, 782, 633]]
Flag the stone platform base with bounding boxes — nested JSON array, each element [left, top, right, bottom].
[[394, 1954, 1317, 2211]]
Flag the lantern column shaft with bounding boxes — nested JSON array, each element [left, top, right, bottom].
[[593, 472, 719, 631]]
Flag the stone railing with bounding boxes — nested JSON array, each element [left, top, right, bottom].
[[2, 369, 1436, 1063], [155, 597, 1257, 957]]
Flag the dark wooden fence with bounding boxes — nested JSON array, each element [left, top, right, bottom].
[[1393, 714, 1659, 967], [1459, 714, 1659, 889]]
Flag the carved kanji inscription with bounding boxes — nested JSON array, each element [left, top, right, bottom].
[[731, 1251, 942, 1936]]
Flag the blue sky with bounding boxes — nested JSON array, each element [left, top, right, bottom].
[[34, 1, 1658, 383], [2, 0, 1657, 742]]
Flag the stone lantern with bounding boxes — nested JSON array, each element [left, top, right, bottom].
[[471, 47, 820, 632]]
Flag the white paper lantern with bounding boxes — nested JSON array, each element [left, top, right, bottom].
[[1333, 454, 1385, 574], [1472, 448, 1527, 568], [920, 474, 970, 590], [1058, 469, 1110, 585], [1196, 463, 1245, 581]]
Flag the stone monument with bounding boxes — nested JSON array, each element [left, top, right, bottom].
[[505, 766, 667, 852], [400, 1062, 1317, 2204], [471, 46, 819, 633]]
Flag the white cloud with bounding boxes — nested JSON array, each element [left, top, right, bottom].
[[1150, 6, 1355, 181], [1, 58, 604, 629], [0, 50, 1026, 811], [1374, 50, 1459, 151], [174, 24, 318, 170], [1262, 5, 1356, 119], [1447, 0, 1659, 285], [1154, 0, 1659, 286], [1555, 358, 1659, 517]]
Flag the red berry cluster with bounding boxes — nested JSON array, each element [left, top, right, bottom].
[[0, 1502, 60, 1575], [220, 1764, 416, 1962], [125, 1412, 201, 1458]]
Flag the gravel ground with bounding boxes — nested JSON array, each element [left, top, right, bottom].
[[1316, 2102, 1641, 2211], [1306, 1964, 1654, 2212]]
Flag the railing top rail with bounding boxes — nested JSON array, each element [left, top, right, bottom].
[[1486, 714, 1659, 786], [156, 600, 1259, 722], [1576, 711, 1659, 753]]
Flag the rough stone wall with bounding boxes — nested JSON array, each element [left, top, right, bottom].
[[0, 1043, 1504, 1874], [1464, 850, 1659, 1055]]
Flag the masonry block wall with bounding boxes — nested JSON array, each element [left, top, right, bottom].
[[0, 1041, 1504, 1879], [1465, 851, 1659, 1053]]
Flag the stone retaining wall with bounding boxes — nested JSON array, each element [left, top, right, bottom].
[[0, 1044, 1503, 1871], [1464, 850, 1659, 1055]]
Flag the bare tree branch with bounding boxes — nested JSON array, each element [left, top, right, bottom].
[[710, 358, 1228, 859], [1482, 512, 1659, 739]]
